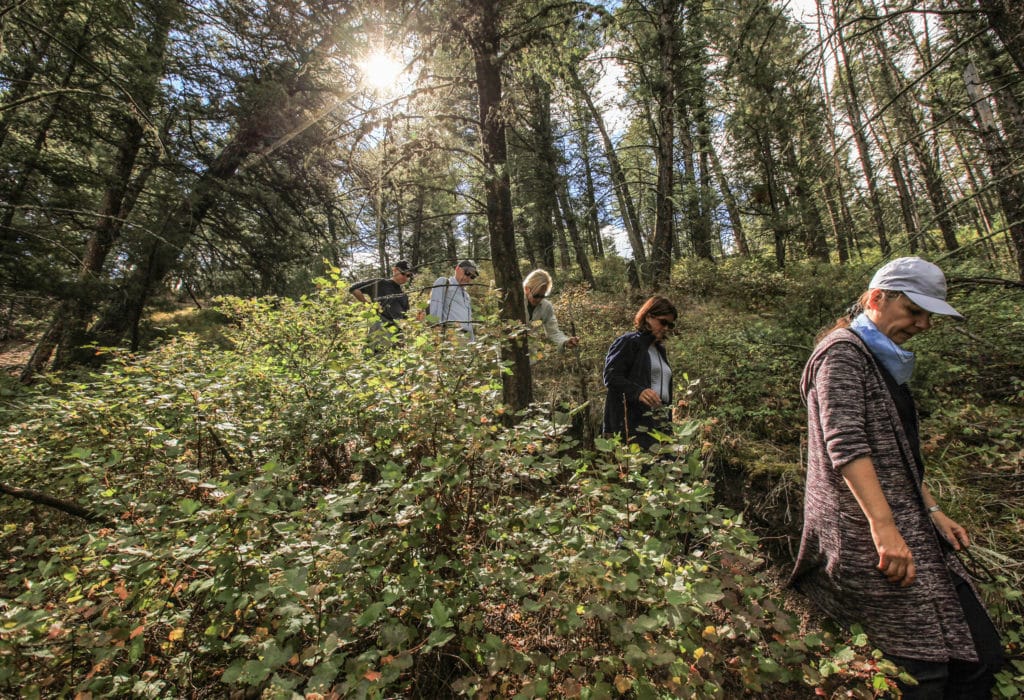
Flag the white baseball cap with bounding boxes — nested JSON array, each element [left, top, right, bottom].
[[869, 256, 963, 320]]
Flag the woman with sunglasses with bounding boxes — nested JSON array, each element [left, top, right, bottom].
[[523, 269, 579, 351], [601, 295, 678, 451], [790, 257, 1003, 698]]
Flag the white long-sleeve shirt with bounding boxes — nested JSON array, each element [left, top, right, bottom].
[[526, 298, 569, 348], [429, 276, 474, 340]]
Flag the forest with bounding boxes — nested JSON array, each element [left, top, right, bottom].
[[1, 0, 1023, 697]]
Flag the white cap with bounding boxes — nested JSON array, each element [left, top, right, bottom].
[[869, 257, 963, 320]]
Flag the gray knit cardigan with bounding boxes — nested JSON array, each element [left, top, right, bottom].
[[789, 329, 981, 662]]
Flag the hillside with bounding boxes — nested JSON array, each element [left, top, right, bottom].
[[2, 256, 1022, 698]]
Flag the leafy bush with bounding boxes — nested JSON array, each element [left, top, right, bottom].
[[1, 274, 851, 698]]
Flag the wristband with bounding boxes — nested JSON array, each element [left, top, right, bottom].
[[927, 504, 941, 514]]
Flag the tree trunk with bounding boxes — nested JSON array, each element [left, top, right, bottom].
[[648, 0, 678, 287], [870, 22, 959, 251], [528, 76, 559, 270], [708, 136, 748, 256], [0, 1, 72, 150], [555, 173, 596, 288], [573, 107, 605, 259], [568, 66, 647, 280], [964, 62, 1024, 279], [0, 15, 90, 252], [782, 134, 829, 262], [679, 125, 707, 259], [89, 132, 265, 346], [757, 133, 787, 268], [833, 1, 890, 255], [815, 2, 852, 263], [819, 178, 849, 263], [410, 184, 426, 269], [467, 0, 532, 412], [889, 153, 921, 252], [975, 0, 1024, 73], [52, 1, 174, 370]]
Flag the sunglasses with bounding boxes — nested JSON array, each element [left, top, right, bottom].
[[651, 317, 675, 329], [465, 271, 478, 280], [529, 290, 547, 299]]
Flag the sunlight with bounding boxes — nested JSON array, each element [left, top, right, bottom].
[[360, 50, 404, 93]]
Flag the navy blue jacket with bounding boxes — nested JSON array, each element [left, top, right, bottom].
[[602, 330, 672, 446]]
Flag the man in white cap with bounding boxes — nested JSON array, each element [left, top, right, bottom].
[[428, 259, 478, 340]]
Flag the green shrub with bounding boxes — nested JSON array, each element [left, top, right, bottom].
[[1, 273, 861, 698]]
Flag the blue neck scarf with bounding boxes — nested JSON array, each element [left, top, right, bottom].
[[849, 314, 916, 385]]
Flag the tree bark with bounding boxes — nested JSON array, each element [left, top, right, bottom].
[[870, 21, 959, 252], [782, 133, 829, 262], [975, 0, 1024, 74], [964, 62, 1024, 279], [568, 66, 647, 281], [555, 173, 596, 288], [1, 481, 111, 524], [466, 0, 532, 412], [51, 1, 174, 370], [89, 131, 266, 346], [708, 136, 748, 256], [833, 1, 890, 256], [572, 106, 605, 259], [0, 1, 72, 150], [528, 76, 559, 270], [647, 0, 678, 286]]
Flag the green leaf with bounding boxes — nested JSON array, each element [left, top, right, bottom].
[[430, 599, 451, 628], [356, 602, 386, 627], [283, 566, 307, 593], [179, 498, 202, 516], [424, 628, 455, 650]]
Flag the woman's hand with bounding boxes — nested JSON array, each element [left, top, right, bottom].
[[931, 511, 970, 551], [871, 521, 916, 586], [841, 457, 917, 587], [638, 388, 662, 408]]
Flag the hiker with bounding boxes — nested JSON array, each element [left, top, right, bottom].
[[523, 269, 579, 353], [789, 257, 1003, 698], [428, 259, 478, 341], [601, 295, 677, 451], [349, 260, 415, 349]]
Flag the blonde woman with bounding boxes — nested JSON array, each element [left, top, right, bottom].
[[523, 269, 578, 350]]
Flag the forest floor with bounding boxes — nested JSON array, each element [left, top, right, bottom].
[[0, 341, 32, 377]]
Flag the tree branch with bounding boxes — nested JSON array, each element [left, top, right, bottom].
[[0, 481, 112, 524]]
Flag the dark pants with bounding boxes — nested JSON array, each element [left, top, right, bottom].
[[889, 574, 1004, 699]]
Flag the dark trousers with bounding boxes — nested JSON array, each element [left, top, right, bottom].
[[889, 574, 1004, 699]]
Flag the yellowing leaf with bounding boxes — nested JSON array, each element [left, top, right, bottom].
[[168, 627, 184, 642]]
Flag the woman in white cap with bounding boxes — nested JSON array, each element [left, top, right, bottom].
[[789, 257, 1003, 698]]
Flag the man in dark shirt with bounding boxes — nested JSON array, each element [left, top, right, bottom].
[[348, 260, 415, 349]]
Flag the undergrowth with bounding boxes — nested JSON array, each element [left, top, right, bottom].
[[2, 257, 1022, 697]]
